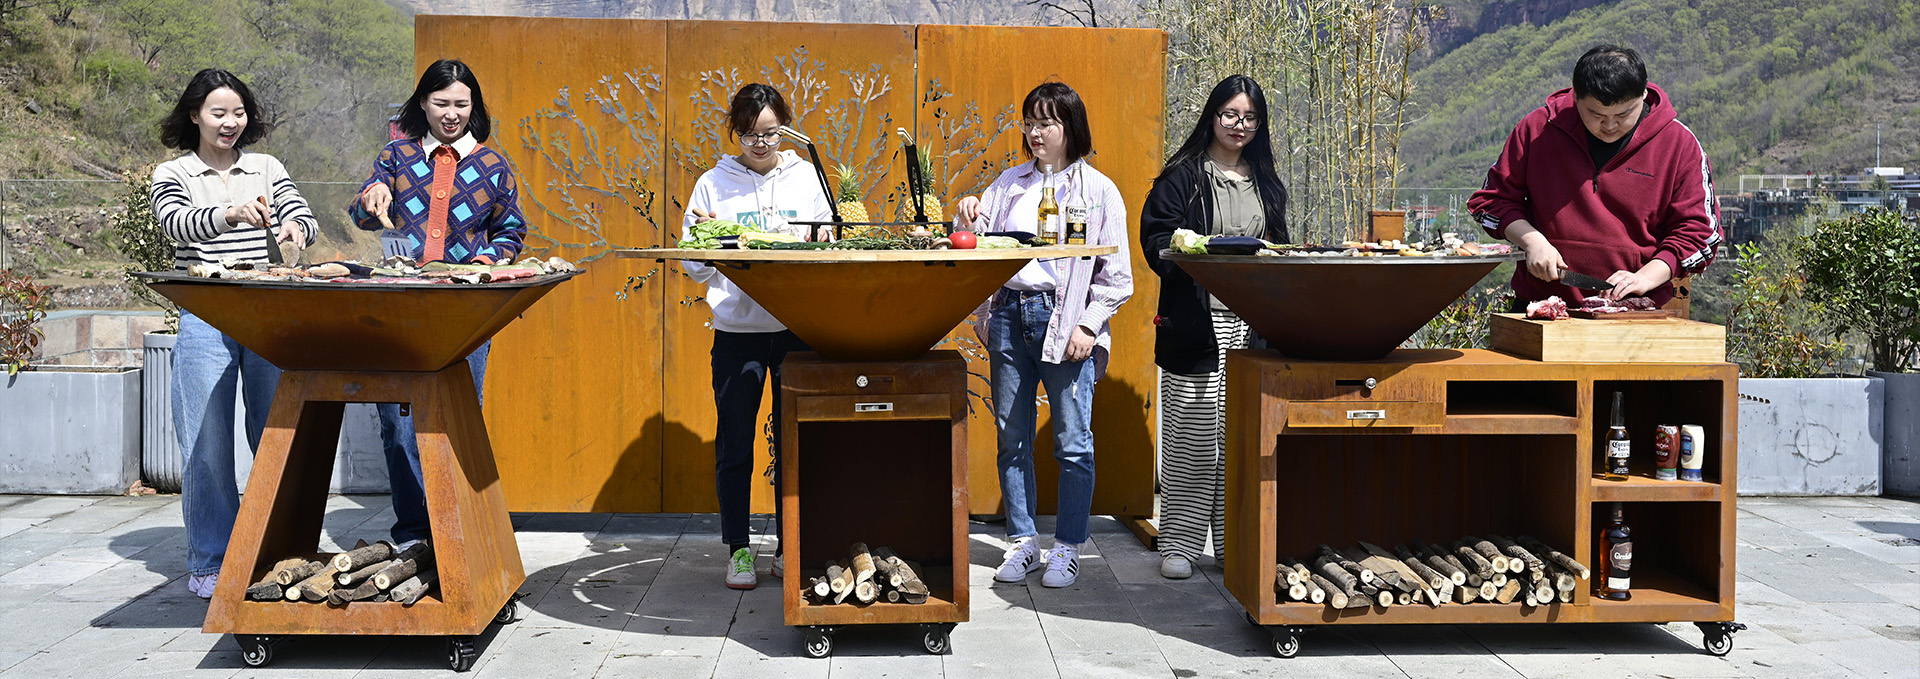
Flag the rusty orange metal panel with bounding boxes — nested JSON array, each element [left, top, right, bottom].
[[915, 24, 1167, 517], [417, 15, 671, 512], [661, 21, 919, 513], [415, 18, 1166, 516]]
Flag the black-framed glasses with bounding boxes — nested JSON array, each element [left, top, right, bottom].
[[740, 131, 783, 147], [1216, 110, 1261, 130]]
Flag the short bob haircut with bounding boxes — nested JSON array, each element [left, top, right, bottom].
[[1572, 45, 1648, 106], [727, 84, 793, 138], [398, 59, 492, 142], [159, 69, 267, 151], [1021, 82, 1092, 164]]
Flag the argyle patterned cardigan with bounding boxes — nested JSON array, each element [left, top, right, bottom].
[[349, 139, 528, 264]]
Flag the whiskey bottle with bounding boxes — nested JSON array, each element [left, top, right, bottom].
[[1605, 391, 1630, 481], [1596, 502, 1633, 600], [1036, 164, 1060, 245]]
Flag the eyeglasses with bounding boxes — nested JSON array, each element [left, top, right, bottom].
[[740, 131, 783, 147], [1018, 119, 1061, 133], [1216, 110, 1261, 130]]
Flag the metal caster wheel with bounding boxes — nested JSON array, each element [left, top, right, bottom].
[[447, 636, 478, 672], [802, 628, 834, 659], [1273, 634, 1300, 658], [238, 635, 276, 668], [494, 599, 521, 624], [1696, 621, 1745, 657], [919, 624, 955, 655]]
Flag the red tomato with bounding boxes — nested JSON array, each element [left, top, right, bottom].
[[949, 231, 977, 249]]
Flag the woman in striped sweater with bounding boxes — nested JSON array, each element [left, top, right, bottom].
[[149, 68, 318, 598], [348, 59, 528, 551]]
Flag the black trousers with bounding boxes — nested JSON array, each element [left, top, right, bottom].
[[711, 329, 809, 549]]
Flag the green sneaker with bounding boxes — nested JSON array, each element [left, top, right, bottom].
[[725, 547, 757, 590]]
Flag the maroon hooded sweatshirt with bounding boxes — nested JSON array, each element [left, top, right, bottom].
[[1468, 83, 1721, 305]]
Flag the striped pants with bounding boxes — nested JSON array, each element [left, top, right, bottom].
[[1157, 308, 1250, 563]]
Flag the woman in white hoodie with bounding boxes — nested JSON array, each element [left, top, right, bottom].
[[681, 84, 833, 590]]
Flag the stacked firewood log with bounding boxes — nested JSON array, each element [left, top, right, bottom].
[[800, 542, 931, 606], [244, 540, 438, 606], [1278, 535, 1589, 610]]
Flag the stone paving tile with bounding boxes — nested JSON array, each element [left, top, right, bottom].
[[111, 651, 245, 678], [1, 496, 1917, 677]]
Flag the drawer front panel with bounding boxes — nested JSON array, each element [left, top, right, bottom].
[[1285, 400, 1445, 428], [795, 394, 952, 422]]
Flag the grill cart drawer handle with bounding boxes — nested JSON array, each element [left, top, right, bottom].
[[1346, 409, 1387, 420], [854, 402, 894, 413]]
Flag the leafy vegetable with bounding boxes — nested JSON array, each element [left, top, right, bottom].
[[683, 219, 762, 249], [1172, 228, 1211, 254], [976, 236, 1024, 249]]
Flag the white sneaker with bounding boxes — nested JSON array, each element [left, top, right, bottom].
[[725, 547, 757, 590], [994, 537, 1043, 583], [1042, 542, 1080, 588], [187, 572, 218, 599], [1160, 554, 1193, 579], [771, 554, 784, 578]]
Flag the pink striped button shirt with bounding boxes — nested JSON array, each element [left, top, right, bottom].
[[967, 158, 1134, 379]]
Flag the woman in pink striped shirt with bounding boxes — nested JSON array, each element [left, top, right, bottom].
[[954, 82, 1133, 589]]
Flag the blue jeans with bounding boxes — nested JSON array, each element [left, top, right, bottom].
[[376, 341, 489, 545], [174, 311, 281, 576], [988, 289, 1098, 545], [711, 330, 807, 550]]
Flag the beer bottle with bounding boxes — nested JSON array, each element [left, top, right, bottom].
[[1036, 164, 1060, 245], [1605, 391, 1630, 481]]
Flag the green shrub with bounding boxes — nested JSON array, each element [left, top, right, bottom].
[[1800, 208, 1920, 373], [1724, 238, 1845, 378]]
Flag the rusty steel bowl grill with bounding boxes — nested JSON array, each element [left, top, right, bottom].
[[621, 246, 1115, 361], [1162, 250, 1519, 361], [136, 271, 583, 372]]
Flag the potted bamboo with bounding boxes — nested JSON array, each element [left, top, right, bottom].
[[1800, 208, 1920, 496]]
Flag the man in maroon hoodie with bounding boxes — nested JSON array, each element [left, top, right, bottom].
[[1469, 45, 1721, 306]]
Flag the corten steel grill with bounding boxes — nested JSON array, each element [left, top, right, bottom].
[[137, 271, 580, 671], [618, 245, 1113, 657], [1162, 251, 1521, 360], [619, 245, 1116, 361]]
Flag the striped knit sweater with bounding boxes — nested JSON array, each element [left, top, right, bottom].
[[150, 151, 318, 270], [348, 135, 527, 265]]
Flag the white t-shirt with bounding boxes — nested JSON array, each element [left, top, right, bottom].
[[1001, 183, 1057, 291]]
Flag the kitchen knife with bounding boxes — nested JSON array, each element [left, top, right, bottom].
[[1557, 268, 1614, 291]]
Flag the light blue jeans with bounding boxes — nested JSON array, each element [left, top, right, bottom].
[[376, 342, 489, 544], [988, 289, 1098, 545], [174, 311, 280, 576]]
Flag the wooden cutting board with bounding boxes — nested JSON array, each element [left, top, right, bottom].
[[1488, 312, 1726, 363]]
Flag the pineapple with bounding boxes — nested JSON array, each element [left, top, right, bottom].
[[832, 163, 870, 223], [911, 148, 944, 225]]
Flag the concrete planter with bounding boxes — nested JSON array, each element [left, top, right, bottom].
[[0, 366, 141, 494], [1737, 377, 1884, 495], [1869, 370, 1920, 497]]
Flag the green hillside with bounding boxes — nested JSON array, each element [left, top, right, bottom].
[[1400, 0, 1920, 188], [0, 0, 412, 183]]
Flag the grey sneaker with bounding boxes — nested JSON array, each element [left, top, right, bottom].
[[994, 537, 1042, 583], [1160, 554, 1193, 579], [1042, 542, 1080, 588], [725, 547, 757, 590], [771, 553, 784, 578]]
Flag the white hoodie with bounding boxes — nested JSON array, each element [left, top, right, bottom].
[[681, 150, 834, 333]]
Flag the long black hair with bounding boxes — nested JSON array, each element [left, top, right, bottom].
[[159, 69, 267, 151], [1158, 75, 1288, 239], [398, 59, 491, 142]]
